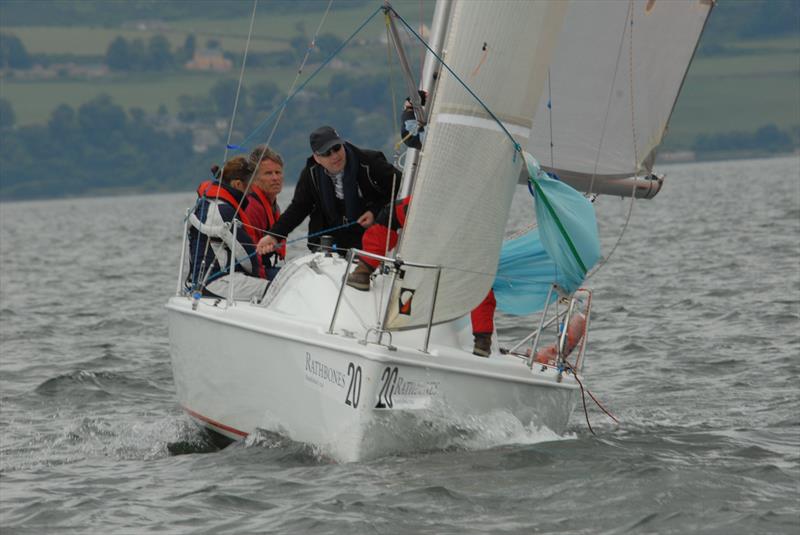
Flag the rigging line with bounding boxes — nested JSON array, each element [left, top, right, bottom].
[[547, 68, 554, 168], [390, 6, 582, 273], [233, 0, 336, 222], [585, 182, 637, 281], [587, 0, 632, 196], [563, 361, 620, 425], [628, 2, 639, 168], [204, 220, 359, 284], [388, 6, 522, 153], [385, 11, 400, 142], [551, 16, 636, 284], [222, 0, 259, 166], [236, 5, 384, 150], [573, 368, 595, 435], [259, 0, 335, 151], [201, 0, 259, 265], [419, 0, 425, 79]]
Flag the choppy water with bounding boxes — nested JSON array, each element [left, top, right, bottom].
[[1, 156, 798, 534]]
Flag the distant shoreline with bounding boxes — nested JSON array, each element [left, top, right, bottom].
[[658, 148, 800, 165], [1, 152, 797, 204]]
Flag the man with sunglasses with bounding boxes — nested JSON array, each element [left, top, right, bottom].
[[256, 125, 400, 256]]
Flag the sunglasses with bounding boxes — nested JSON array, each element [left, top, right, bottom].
[[317, 144, 342, 157]]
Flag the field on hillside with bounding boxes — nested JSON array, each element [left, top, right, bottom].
[[1, 67, 344, 125], [2, 4, 797, 149], [3, 1, 426, 55], [6, 25, 289, 55], [662, 45, 799, 150], [1, 1, 431, 125]]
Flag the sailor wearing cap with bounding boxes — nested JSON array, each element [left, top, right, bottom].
[[257, 126, 400, 255]]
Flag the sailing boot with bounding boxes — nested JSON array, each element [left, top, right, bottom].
[[473, 333, 492, 357], [346, 260, 375, 291]]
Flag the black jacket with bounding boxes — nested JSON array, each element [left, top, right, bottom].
[[270, 142, 400, 251]]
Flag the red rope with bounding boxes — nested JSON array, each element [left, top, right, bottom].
[[563, 362, 620, 433], [573, 371, 595, 435]]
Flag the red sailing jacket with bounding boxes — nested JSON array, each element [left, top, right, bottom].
[[246, 186, 287, 259]]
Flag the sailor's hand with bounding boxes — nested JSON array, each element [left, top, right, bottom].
[[357, 211, 375, 228], [257, 235, 278, 255]]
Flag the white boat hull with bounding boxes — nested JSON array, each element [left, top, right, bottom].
[[167, 253, 580, 462]]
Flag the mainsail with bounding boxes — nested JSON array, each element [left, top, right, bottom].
[[527, 0, 713, 198], [384, 0, 568, 330]]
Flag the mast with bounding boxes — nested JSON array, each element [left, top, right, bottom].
[[396, 0, 453, 198]]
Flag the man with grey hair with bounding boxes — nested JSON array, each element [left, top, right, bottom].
[[256, 125, 400, 256], [244, 144, 285, 279]]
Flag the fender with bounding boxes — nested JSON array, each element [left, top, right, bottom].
[[534, 312, 587, 366]]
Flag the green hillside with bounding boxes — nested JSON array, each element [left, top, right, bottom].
[[2, 1, 797, 137], [1, 1, 426, 125], [0, 0, 798, 200], [663, 40, 799, 151]]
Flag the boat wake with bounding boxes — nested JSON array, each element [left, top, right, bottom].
[[323, 407, 576, 462]]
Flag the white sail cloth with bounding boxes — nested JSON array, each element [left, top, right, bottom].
[[527, 0, 713, 191], [384, 0, 567, 330]]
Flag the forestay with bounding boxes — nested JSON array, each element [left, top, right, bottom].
[[527, 0, 713, 195], [383, 0, 568, 330]]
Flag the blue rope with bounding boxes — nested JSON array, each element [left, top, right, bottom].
[[234, 5, 384, 150], [204, 220, 360, 284], [388, 6, 522, 155]]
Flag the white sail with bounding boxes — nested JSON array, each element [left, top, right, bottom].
[[384, 0, 567, 330], [527, 0, 713, 196]]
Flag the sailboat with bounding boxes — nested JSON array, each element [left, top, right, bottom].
[[166, 0, 712, 462]]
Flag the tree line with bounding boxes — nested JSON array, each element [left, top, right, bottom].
[[0, 0, 370, 27], [692, 125, 798, 155], [2, 70, 797, 201], [1, 29, 345, 72], [0, 70, 400, 200]]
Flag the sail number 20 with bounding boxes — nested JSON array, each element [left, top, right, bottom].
[[344, 364, 399, 410], [375, 366, 399, 409], [344, 363, 362, 408]]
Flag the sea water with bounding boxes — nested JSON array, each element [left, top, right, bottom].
[[1, 156, 798, 533]]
